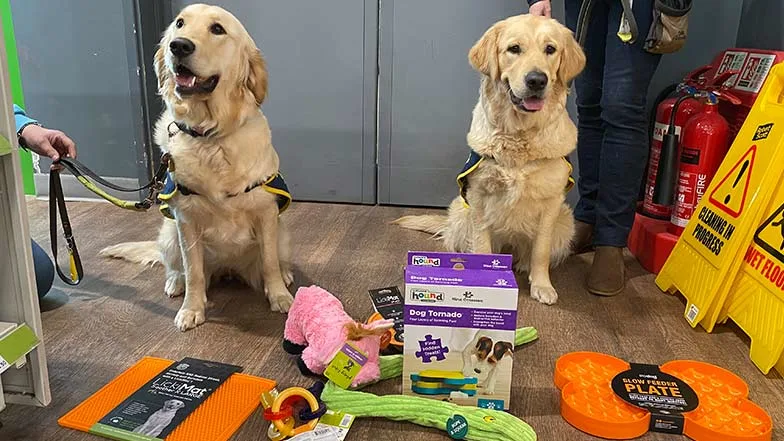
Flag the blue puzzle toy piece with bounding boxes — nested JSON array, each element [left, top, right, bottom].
[[410, 373, 477, 386], [410, 370, 478, 397], [411, 385, 477, 397]]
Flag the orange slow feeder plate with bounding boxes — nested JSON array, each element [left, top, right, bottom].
[[58, 357, 276, 441], [554, 352, 772, 441]]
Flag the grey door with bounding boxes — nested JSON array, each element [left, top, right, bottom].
[[377, 0, 526, 208], [172, 0, 378, 203], [11, 0, 149, 196]]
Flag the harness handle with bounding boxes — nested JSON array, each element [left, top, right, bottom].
[[48, 154, 170, 285]]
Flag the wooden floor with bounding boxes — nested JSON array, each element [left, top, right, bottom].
[[1, 199, 783, 441]]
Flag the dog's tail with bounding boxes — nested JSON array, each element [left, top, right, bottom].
[[99, 242, 160, 266], [392, 214, 448, 236]]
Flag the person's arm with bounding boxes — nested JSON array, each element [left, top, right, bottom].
[[13, 104, 40, 138], [528, 0, 552, 17], [12, 104, 76, 161]]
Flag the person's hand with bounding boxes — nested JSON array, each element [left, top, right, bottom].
[[529, 0, 552, 17], [20, 124, 76, 161]]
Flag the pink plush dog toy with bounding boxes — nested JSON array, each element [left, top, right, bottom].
[[283, 285, 393, 388]]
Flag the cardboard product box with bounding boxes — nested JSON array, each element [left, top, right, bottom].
[[402, 251, 518, 410]]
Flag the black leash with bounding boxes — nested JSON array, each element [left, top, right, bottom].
[[48, 154, 170, 285]]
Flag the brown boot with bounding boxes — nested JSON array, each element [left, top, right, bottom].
[[571, 221, 594, 255], [587, 246, 625, 296]]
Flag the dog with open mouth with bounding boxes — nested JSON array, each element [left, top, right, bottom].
[[101, 3, 295, 331], [395, 14, 585, 305]]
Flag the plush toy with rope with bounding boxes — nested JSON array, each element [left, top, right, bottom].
[[282, 285, 394, 388]]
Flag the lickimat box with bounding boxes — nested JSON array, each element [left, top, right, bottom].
[[403, 251, 518, 410]]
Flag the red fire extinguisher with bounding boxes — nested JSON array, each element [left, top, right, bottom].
[[642, 87, 704, 219], [670, 93, 731, 235]]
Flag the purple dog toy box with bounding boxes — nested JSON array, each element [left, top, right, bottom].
[[402, 251, 518, 410]]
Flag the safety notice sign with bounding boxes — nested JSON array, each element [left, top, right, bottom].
[[721, 186, 784, 375], [708, 145, 755, 219], [656, 63, 784, 340], [754, 203, 784, 264]]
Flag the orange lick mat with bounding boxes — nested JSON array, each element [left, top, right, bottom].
[[554, 352, 772, 440], [59, 357, 276, 441]]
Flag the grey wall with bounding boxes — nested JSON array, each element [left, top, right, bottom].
[[737, 0, 784, 49], [172, 0, 378, 204], [11, 0, 146, 185]]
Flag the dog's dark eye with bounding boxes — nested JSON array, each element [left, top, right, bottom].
[[210, 23, 226, 35], [507, 44, 521, 54], [175, 18, 184, 28], [545, 44, 557, 55]]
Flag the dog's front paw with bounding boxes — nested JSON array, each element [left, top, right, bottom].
[[530, 284, 558, 305], [165, 275, 184, 298], [174, 307, 205, 331], [265, 285, 294, 313]]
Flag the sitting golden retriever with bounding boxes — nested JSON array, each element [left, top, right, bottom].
[[395, 14, 585, 305], [101, 4, 294, 331]]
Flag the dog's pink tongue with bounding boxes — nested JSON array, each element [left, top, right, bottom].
[[523, 98, 544, 111], [175, 74, 196, 88]]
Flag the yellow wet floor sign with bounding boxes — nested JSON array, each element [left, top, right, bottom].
[[656, 63, 784, 374], [716, 180, 784, 375]]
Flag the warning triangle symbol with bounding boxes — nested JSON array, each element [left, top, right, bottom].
[[754, 202, 784, 263], [709, 145, 756, 218]]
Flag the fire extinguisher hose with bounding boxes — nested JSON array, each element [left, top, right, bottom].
[[647, 83, 679, 145], [640, 83, 679, 202], [652, 92, 697, 206]]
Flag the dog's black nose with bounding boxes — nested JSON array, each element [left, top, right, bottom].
[[170, 38, 195, 58], [525, 71, 548, 91], [474, 368, 481, 374]]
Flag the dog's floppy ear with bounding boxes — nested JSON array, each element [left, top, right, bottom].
[[469, 21, 503, 79], [475, 336, 493, 360], [153, 44, 170, 94], [557, 28, 586, 85], [246, 48, 268, 105], [492, 341, 514, 361]]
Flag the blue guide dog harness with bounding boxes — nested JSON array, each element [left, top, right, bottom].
[[457, 150, 575, 208], [158, 121, 292, 219]]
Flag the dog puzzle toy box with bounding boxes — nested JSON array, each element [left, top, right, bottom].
[[403, 251, 518, 410]]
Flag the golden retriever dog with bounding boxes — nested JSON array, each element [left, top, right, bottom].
[[395, 14, 585, 305], [133, 399, 185, 437], [100, 4, 294, 331]]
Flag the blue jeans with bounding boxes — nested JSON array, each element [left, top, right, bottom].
[[31, 240, 54, 298], [565, 0, 662, 247]]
